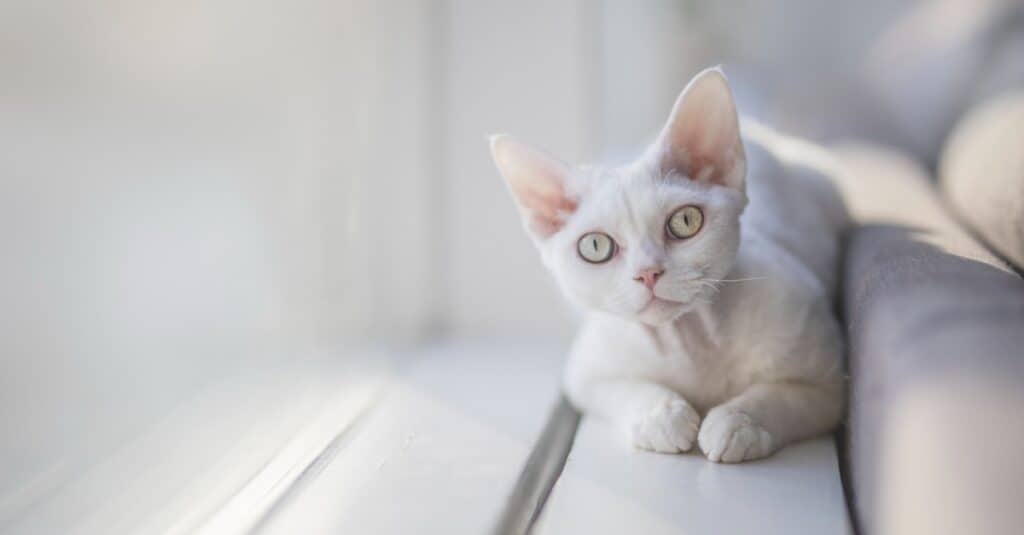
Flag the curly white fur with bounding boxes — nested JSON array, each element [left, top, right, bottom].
[[490, 68, 847, 462]]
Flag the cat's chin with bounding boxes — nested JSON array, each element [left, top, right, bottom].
[[633, 298, 689, 326]]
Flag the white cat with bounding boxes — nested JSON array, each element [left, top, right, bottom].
[[489, 68, 847, 463]]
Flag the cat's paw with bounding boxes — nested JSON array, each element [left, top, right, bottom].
[[698, 409, 773, 463], [629, 397, 700, 453]]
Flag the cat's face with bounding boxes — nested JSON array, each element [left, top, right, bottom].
[[491, 68, 747, 326], [541, 165, 746, 324]]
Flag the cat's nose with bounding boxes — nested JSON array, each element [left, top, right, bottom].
[[634, 267, 664, 290]]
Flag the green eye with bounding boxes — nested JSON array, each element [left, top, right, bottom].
[[667, 205, 703, 239], [577, 232, 615, 263]]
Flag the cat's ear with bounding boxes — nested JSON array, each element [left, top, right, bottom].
[[490, 135, 577, 241], [656, 67, 746, 191]]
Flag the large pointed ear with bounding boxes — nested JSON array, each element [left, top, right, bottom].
[[489, 135, 577, 241], [656, 67, 746, 191]]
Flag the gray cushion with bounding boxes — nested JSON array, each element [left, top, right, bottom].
[[835, 145, 1024, 535]]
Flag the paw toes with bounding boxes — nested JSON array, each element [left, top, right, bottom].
[[698, 410, 772, 463], [630, 398, 701, 454], [720, 432, 751, 463]]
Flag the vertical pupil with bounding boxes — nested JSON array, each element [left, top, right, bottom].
[[592, 238, 598, 250], [683, 214, 689, 226]]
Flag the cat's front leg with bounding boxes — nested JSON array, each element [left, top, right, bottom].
[[567, 379, 701, 454], [698, 382, 843, 463]]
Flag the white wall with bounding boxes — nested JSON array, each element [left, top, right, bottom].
[[440, 0, 600, 340], [0, 0, 404, 501], [597, 0, 703, 158], [343, 0, 444, 341]]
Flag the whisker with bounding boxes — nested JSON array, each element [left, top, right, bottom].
[[704, 276, 768, 283], [696, 280, 720, 294]]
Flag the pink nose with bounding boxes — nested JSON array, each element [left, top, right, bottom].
[[634, 267, 664, 290]]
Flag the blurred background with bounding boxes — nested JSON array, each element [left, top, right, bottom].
[[2, 0, 1022, 533]]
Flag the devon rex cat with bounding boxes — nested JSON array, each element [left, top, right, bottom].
[[489, 68, 847, 463]]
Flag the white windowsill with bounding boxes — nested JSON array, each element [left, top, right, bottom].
[[4, 342, 851, 534]]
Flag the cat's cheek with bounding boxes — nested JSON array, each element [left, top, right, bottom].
[[549, 264, 600, 310]]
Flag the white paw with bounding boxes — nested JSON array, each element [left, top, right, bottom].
[[629, 398, 701, 453], [698, 409, 773, 463]]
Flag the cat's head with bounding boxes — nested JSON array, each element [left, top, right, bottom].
[[490, 68, 748, 326]]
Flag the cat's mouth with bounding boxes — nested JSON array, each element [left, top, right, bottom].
[[640, 295, 681, 311]]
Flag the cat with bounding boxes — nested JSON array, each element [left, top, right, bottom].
[[489, 67, 847, 463]]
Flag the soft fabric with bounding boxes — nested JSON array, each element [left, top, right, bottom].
[[857, 0, 1024, 164], [940, 92, 1024, 270], [771, 0, 1024, 168], [835, 145, 1024, 535]]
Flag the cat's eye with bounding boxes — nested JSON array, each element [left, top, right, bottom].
[[577, 232, 615, 263], [667, 205, 703, 240]]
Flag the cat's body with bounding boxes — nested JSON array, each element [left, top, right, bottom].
[[564, 129, 847, 461], [490, 68, 847, 462]]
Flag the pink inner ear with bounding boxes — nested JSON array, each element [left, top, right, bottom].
[[516, 182, 578, 237], [676, 153, 720, 182], [491, 135, 577, 239], [659, 69, 745, 190]]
